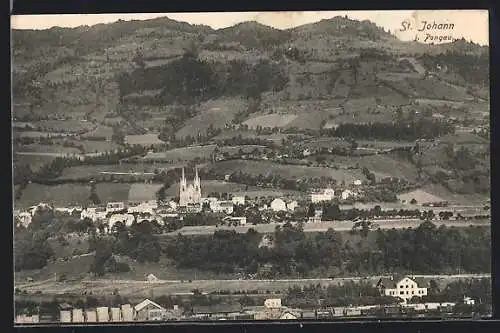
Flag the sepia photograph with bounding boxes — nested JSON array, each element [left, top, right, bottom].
[[11, 10, 491, 324]]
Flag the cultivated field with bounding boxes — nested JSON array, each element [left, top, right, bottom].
[[14, 153, 57, 172], [327, 154, 419, 182], [397, 189, 445, 204], [14, 254, 94, 284], [175, 98, 249, 139], [125, 134, 164, 146], [16, 144, 81, 154], [15, 131, 76, 139], [74, 140, 122, 153], [56, 164, 157, 180], [81, 125, 114, 140], [16, 183, 131, 208], [128, 183, 163, 202], [213, 130, 302, 146], [299, 137, 351, 150], [420, 183, 490, 206], [356, 140, 415, 150], [407, 77, 473, 101], [285, 111, 334, 130], [243, 114, 298, 129], [143, 145, 217, 162], [437, 132, 488, 145], [16, 183, 91, 208], [36, 120, 95, 133], [208, 160, 366, 182], [220, 145, 269, 154], [94, 183, 131, 203]]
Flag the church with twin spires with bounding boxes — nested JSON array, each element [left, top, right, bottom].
[[179, 167, 202, 206]]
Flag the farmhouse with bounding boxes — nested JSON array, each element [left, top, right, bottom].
[[106, 202, 125, 213], [146, 274, 159, 282], [210, 200, 234, 214], [341, 189, 355, 200], [464, 296, 475, 305], [232, 196, 245, 205], [376, 276, 428, 303], [128, 201, 157, 214], [270, 198, 287, 212], [264, 298, 282, 309], [311, 188, 335, 203], [81, 207, 107, 222], [134, 299, 167, 321]]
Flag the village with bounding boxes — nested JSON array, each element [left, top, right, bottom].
[[13, 166, 489, 235]]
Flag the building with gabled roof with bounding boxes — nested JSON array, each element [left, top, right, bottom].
[[376, 276, 428, 303], [134, 299, 166, 321]]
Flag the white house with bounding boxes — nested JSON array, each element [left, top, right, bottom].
[[264, 298, 282, 309], [270, 198, 287, 212], [110, 307, 121, 322], [128, 201, 157, 215], [81, 207, 107, 222], [286, 200, 298, 211], [146, 273, 159, 282], [232, 196, 245, 205], [210, 200, 234, 214], [341, 189, 355, 200], [96, 307, 110, 322], [15, 212, 32, 228], [167, 200, 178, 211], [311, 188, 335, 203], [55, 206, 82, 215], [353, 179, 362, 186], [106, 202, 125, 214], [377, 276, 428, 303], [464, 296, 475, 305]]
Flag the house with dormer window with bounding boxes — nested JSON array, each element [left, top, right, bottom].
[[376, 276, 428, 303]]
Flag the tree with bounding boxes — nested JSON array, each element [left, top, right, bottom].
[[14, 232, 54, 271], [89, 181, 101, 204], [307, 203, 315, 217], [111, 125, 125, 145], [89, 240, 113, 277]]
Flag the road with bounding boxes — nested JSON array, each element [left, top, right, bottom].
[[164, 219, 490, 236]]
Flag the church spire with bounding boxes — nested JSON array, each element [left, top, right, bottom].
[[181, 167, 186, 189], [194, 166, 200, 188]]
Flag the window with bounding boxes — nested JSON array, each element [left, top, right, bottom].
[[400, 291, 404, 295], [406, 291, 409, 295], [412, 291, 414, 295], [406, 285, 409, 288]]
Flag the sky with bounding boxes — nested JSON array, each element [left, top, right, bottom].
[[11, 10, 489, 46]]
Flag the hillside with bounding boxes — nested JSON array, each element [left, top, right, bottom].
[[12, 15, 490, 201]]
